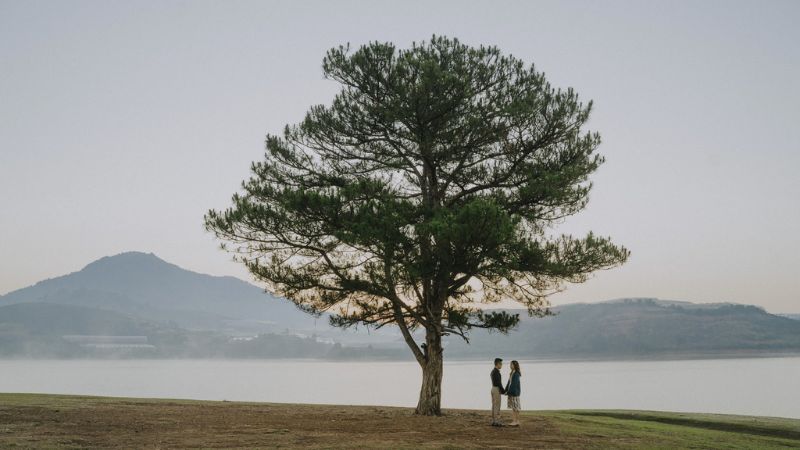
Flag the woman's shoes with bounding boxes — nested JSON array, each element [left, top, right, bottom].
[[508, 422, 520, 427]]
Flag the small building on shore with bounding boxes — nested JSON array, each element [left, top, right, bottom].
[[61, 335, 155, 349]]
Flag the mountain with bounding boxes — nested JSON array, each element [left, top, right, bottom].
[[0, 252, 322, 333], [444, 298, 800, 358], [0, 301, 162, 357], [2, 253, 799, 360], [0, 301, 346, 359], [0, 301, 163, 336]]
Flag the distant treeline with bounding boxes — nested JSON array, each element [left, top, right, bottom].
[[0, 326, 408, 360], [0, 302, 407, 360], [2, 299, 800, 360], [443, 299, 800, 359]]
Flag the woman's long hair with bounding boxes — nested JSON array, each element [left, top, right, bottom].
[[511, 360, 521, 376]]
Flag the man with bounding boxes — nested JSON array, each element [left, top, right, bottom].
[[490, 357, 506, 426]]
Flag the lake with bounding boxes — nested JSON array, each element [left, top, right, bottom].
[[1, 357, 798, 418]]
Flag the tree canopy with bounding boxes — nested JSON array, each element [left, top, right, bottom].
[[205, 35, 629, 415]]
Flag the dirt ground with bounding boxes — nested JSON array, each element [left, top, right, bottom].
[[0, 394, 562, 449], [1, 393, 798, 449]]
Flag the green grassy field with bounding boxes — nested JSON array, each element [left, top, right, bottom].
[[1, 393, 798, 449]]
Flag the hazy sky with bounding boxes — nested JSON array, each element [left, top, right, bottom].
[[1, 0, 798, 313]]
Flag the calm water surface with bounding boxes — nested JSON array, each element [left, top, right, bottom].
[[1, 357, 798, 418]]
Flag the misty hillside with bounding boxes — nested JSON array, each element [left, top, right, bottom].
[[0, 302, 165, 358], [0, 252, 321, 333], [0, 302, 163, 336], [445, 298, 800, 358], [0, 301, 345, 359], [1, 252, 798, 360]]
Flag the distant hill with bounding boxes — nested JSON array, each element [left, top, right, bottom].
[[444, 298, 800, 358], [2, 253, 798, 360], [0, 302, 162, 336], [0, 252, 321, 333], [0, 301, 343, 359], [0, 301, 166, 357]]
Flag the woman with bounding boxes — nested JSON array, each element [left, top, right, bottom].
[[505, 360, 522, 426]]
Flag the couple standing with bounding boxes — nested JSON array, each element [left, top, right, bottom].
[[490, 357, 522, 427]]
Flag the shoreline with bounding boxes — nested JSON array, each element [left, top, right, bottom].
[[1, 350, 799, 363], [3, 391, 800, 421], [1, 393, 798, 449]]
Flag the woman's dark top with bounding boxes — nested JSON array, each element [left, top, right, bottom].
[[506, 372, 521, 397], [490, 367, 506, 394]]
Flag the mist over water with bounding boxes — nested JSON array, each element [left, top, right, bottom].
[[2, 357, 798, 419]]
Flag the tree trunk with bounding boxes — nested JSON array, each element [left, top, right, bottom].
[[415, 331, 443, 416]]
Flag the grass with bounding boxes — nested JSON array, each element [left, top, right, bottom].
[[0, 393, 798, 449]]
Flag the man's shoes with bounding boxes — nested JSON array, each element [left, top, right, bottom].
[[491, 422, 505, 427]]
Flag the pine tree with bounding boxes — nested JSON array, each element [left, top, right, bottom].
[[204, 35, 630, 416]]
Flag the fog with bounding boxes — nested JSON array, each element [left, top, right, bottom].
[[1, 0, 799, 312]]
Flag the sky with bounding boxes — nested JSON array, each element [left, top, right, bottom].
[[1, 0, 798, 313]]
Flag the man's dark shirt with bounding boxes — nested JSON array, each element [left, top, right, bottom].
[[490, 367, 506, 394]]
